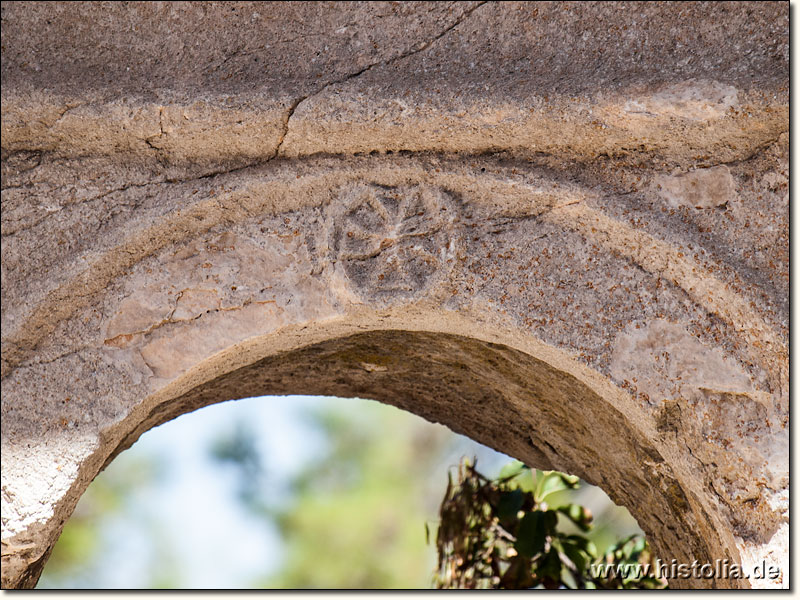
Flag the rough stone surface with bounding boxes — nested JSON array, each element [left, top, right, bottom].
[[0, 1, 788, 589]]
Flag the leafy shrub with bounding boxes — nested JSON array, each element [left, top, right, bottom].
[[432, 459, 666, 589]]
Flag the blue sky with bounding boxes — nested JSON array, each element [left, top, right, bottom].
[[90, 395, 334, 588]]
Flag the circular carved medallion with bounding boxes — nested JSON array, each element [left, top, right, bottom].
[[329, 183, 459, 302]]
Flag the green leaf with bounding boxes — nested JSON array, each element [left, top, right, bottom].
[[604, 533, 638, 557], [564, 534, 597, 559], [499, 555, 534, 589], [557, 503, 593, 531], [515, 512, 546, 558], [497, 489, 525, 522], [538, 548, 563, 586], [515, 510, 556, 558], [498, 460, 527, 481], [560, 564, 578, 589], [535, 472, 577, 502], [515, 468, 536, 493], [631, 535, 647, 556], [561, 539, 589, 574]]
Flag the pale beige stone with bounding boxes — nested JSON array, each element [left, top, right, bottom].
[[656, 166, 738, 210], [171, 289, 220, 322], [625, 79, 739, 121], [105, 295, 171, 340]]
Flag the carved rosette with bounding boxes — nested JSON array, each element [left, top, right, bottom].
[[328, 183, 459, 302]]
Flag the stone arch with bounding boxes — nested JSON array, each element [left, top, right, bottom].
[[105, 320, 747, 584], [1, 1, 788, 589]]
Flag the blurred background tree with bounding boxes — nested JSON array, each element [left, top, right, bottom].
[[37, 451, 181, 589], [37, 395, 645, 589]]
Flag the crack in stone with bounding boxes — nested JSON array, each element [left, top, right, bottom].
[[2, 156, 274, 237], [275, 1, 489, 158], [11, 297, 281, 373], [0, 140, 783, 381], [102, 298, 279, 348], [705, 133, 786, 168], [48, 103, 85, 128], [1, 180, 162, 237], [143, 107, 168, 165], [6, 345, 87, 372], [143, 106, 165, 150]]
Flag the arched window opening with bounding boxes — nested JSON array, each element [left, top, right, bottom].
[[37, 395, 644, 589]]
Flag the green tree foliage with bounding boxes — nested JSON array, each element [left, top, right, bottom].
[[210, 419, 266, 509], [37, 452, 178, 589], [433, 459, 666, 589], [251, 400, 457, 588]]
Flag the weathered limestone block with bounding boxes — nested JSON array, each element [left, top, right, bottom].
[[1, 1, 788, 589]]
